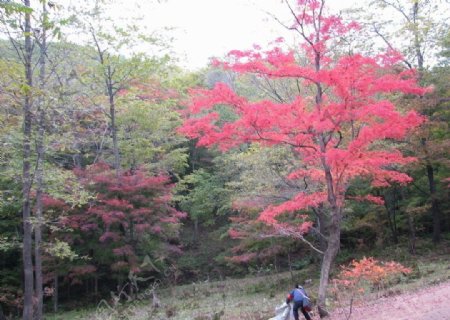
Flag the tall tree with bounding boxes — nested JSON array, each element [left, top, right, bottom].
[[33, 0, 50, 316], [367, 0, 450, 243], [180, 0, 426, 316], [22, 3, 34, 318], [72, 0, 170, 176], [0, 1, 38, 318]]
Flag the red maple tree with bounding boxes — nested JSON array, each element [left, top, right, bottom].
[[179, 0, 427, 316], [62, 163, 186, 277]]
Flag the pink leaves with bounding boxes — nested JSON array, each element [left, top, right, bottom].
[[288, 168, 324, 181], [113, 245, 134, 257], [228, 228, 247, 239], [376, 48, 405, 67], [135, 223, 151, 233], [160, 217, 179, 224], [259, 192, 327, 225], [179, 0, 427, 248], [349, 195, 385, 205], [99, 231, 121, 243]]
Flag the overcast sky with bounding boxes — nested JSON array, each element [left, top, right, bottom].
[[96, 0, 357, 70]]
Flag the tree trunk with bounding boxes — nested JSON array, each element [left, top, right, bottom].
[[72, 133, 82, 168], [412, 1, 441, 244], [317, 210, 340, 318], [314, 42, 341, 316], [0, 304, 5, 320], [22, 1, 34, 318], [94, 274, 99, 304], [383, 192, 399, 244], [315, 206, 328, 253], [407, 212, 416, 255], [34, 3, 48, 319], [53, 274, 58, 313], [34, 177, 43, 320], [193, 218, 199, 244], [426, 164, 441, 243], [412, 1, 424, 76], [92, 32, 120, 176], [287, 252, 294, 282], [108, 83, 120, 176]]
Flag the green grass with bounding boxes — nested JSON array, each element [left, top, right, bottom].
[[44, 269, 311, 320], [46, 309, 94, 320]]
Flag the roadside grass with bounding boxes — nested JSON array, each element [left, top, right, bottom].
[[44, 269, 311, 320], [46, 238, 450, 320]]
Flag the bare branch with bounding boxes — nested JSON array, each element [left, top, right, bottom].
[[372, 23, 413, 69], [260, 227, 324, 255], [375, 0, 411, 23], [252, 123, 318, 152]]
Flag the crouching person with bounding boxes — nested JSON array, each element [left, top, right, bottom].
[[286, 284, 312, 320]]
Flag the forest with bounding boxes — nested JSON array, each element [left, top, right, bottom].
[[0, 0, 449, 319]]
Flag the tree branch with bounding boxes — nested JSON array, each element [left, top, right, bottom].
[[372, 23, 413, 69]]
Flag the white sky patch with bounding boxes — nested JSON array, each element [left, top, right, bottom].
[[104, 0, 358, 70]]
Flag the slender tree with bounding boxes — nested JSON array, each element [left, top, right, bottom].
[[33, 1, 49, 317], [0, 2, 36, 317], [22, 2, 34, 318], [72, 0, 170, 176]]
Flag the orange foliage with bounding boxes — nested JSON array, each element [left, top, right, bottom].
[[334, 257, 411, 291]]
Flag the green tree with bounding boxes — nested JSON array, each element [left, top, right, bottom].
[[0, 2, 35, 317], [72, 0, 171, 176], [363, 0, 450, 244]]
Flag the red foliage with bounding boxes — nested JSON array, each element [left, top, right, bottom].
[[226, 205, 302, 266], [68, 265, 98, 285], [102, 198, 133, 210], [348, 195, 385, 205], [228, 228, 247, 239], [99, 231, 121, 243], [63, 163, 185, 273], [42, 195, 67, 209], [112, 245, 135, 257], [70, 265, 97, 275], [179, 0, 427, 236]]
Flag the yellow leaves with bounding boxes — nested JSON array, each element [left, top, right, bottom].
[[45, 239, 78, 261]]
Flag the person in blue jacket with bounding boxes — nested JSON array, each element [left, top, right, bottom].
[[286, 284, 312, 320]]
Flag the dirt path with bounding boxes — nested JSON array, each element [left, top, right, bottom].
[[328, 280, 450, 320]]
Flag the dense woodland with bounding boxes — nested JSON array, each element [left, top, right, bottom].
[[0, 0, 449, 319]]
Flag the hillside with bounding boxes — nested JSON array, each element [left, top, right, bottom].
[[47, 246, 450, 320]]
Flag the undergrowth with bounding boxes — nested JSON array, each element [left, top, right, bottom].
[[46, 238, 450, 320]]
